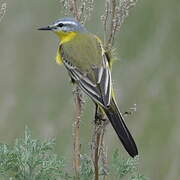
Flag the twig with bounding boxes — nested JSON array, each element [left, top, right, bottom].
[[71, 0, 80, 20], [58, 1, 94, 178], [73, 86, 83, 180], [94, 129, 100, 180], [107, 0, 116, 49], [99, 124, 109, 180], [102, 1, 109, 45], [70, 3, 82, 178], [59, 0, 94, 24], [0, 1, 6, 23], [102, 0, 138, 51], [91, 107, 109, 180], [69, 0, 95, 178], [122, 103, 137, 116]]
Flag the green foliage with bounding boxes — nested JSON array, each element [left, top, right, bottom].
[[129, 174, 150, 180], [110, 150, 149, 180], [79, 154, 94, 180], [0, 127, 69, 180], [0, 128, 149, 180]]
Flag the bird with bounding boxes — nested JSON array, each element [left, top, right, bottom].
[[38, 17, 138, 157]]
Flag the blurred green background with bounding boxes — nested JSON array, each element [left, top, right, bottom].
[[0, 0, 180, 179]]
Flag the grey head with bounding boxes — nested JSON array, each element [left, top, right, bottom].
[[38, 17, 87, 33]]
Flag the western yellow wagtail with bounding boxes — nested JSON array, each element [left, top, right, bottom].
[[38, 18, 138, 157]]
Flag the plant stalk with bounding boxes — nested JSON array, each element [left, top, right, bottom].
[[92, 107, 109, 180], [73, 86, 83, 180]]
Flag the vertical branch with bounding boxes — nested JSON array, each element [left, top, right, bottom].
[[102, 0, 138, 51], [91, 122, 101, 180], [97, 1, 138, 179], [73, 86, 83, 180], [99, 125, 109, 180], [58, 1, 94, 178], [102, 1, 109, 45], [107, 0, 116, 49], [71, 0, 80, 21], [94, 127, 100, 180], [71, 2, 82, 178], [70, 0, 94, 178], [91, 109, 109, 180]]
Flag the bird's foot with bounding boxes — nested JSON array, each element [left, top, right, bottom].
[[94, 112, 107, 125]]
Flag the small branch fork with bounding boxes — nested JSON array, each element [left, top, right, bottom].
[[123, 103, 137, 116], [59, 0, 94, 24], [101, 0, 138, 51]]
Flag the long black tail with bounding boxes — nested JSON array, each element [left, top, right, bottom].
[[103, 98, 138, 157]]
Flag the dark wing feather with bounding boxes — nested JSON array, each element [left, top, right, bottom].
[[62, 54, 111, 107]]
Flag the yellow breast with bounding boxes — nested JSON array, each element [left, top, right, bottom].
[[55, 31, 77, 44], [55, 31, 77, 65], [56, 47, 62, 65]]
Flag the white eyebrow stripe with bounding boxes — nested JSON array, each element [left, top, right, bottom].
[[55, 21, 77, 26], [63, 21, 77, 25]]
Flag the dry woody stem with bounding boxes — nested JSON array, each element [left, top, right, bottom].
[[59, 0, 94, 23], [91, 111, 109, 180], [102, 0, 138, 51], [73, 86, 83, 179], [59, 0, 95, 179]]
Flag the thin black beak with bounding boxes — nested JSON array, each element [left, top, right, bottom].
[[37, 25, 53, 31]]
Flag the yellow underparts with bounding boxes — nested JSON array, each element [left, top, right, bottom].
[[56, 48, 62, 65], [55, 31, 77, 65]]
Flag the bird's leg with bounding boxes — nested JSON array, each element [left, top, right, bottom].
[[94, 105, 107, 125], [94, 104, 102, 125]]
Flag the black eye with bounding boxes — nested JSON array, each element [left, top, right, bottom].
[[58, 23, 64, 27]]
